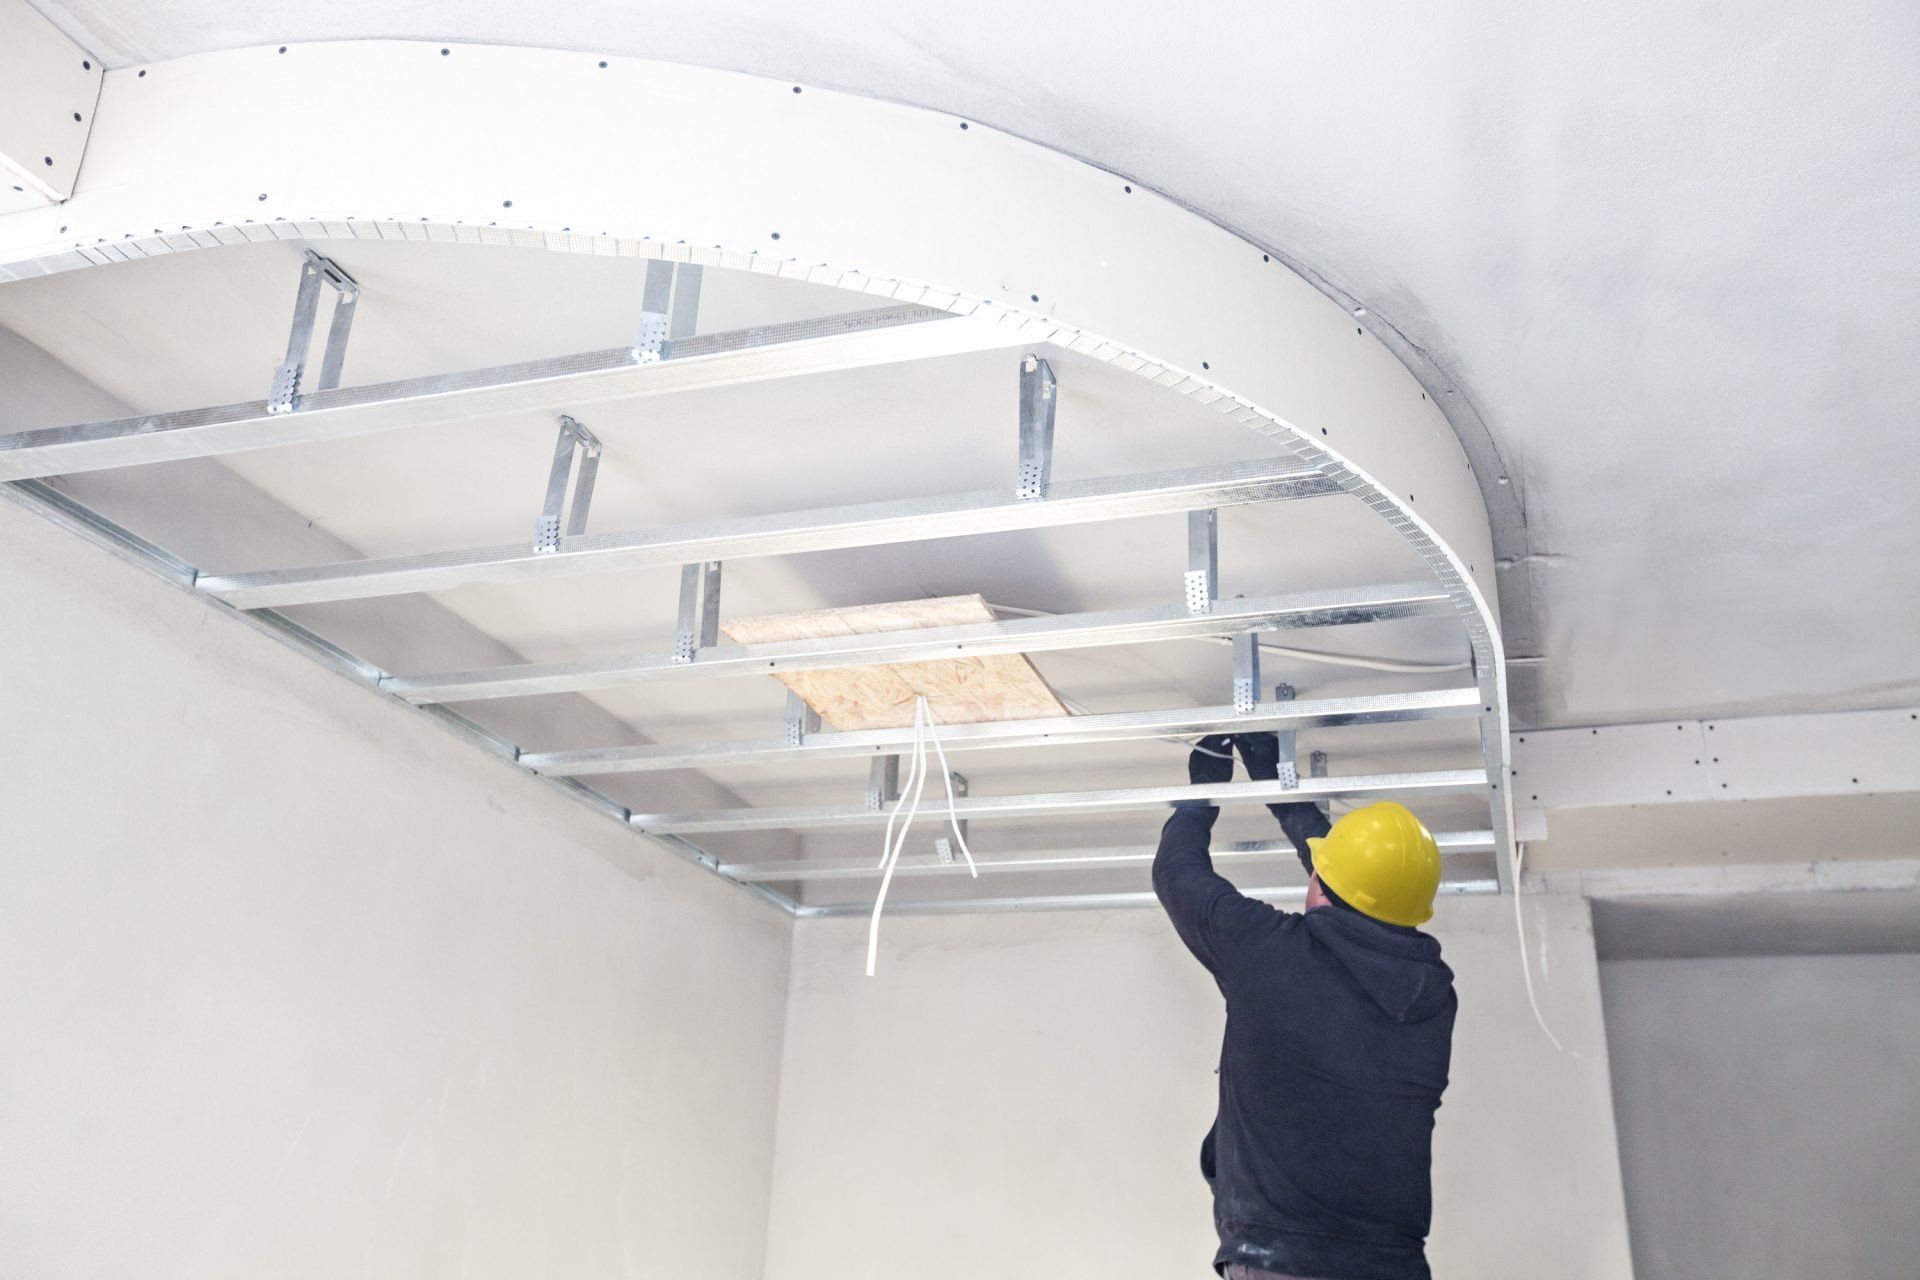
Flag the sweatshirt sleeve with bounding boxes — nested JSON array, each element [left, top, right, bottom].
[[1267, 801, 1331, 877], [1153, 805, 1279, 978]]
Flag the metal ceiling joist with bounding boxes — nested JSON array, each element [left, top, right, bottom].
[[196, 458, 1340, 609], [791, 877, 1502, 918], [723, 829, 1497, 882], [383, 582, 1453, 704], [524, 686, 1482, 777], [631, 769, 1488, 834], [0, 304, 1026, 480]]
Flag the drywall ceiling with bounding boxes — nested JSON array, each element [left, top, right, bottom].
[[26, 0, 1920, 730], [0, 238, 1488, 898]]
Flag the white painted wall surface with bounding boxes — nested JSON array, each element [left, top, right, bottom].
[[0, 497, 792, 1278], [764, 892, 1632, 1278], [1602, 953, 1920, 1280]]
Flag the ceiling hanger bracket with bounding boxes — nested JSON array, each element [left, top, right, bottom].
[[1233, 632, 1261, 715], [1016, 353, 1056, 500], [267, 249, 361, 415], [532, 414, 603, 553], [672, 560, 724, 664], [1270, 682, 1301, 789], [1186, 508, 1219, 615]]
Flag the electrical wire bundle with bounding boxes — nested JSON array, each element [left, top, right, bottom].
[[866, 695, 977, 976]]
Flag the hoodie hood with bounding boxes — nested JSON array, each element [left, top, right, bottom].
[[1302, 905, 1454, 1023]]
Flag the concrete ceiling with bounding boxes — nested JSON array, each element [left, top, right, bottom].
[[27, 0, 1920, 731], [1595, 890, 1920, 959]]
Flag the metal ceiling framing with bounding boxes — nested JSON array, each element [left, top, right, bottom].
[[0, 300, 1028, 480], [3, 247, 1507, 916], [723, 829, 1498, 883], [380, 584, 1454, 704], [195, 458, 1342, 608], [523, 687, 1483, 777], [630, 771, 1489, 836]]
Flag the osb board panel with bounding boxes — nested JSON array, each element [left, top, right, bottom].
[[720, 595, 1069, 731]]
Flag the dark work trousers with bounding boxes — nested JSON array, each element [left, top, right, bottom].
[[1223, 1267, 1316, 1280]]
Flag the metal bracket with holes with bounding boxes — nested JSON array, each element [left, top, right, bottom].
[[533, 415, 602, 554], [267, 250, 359, 414], [1186, 508, 1219, 615], [784, 691, 821, 749], [634, 260, 704, 363], [672, 560, 723, 664], [1233, 632, 1261, 714], [1016, 354, 1056, 500], [866, 755, 901, 813]]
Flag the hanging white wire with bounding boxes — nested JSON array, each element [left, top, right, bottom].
[[866, 696, 978, 977], [984, 603, 1470, 673], [1511, 839, 1571, 1053]]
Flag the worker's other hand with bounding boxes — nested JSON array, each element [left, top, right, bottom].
[[1188, 734, 1236, 787], [1234, 732, 1283, 782]]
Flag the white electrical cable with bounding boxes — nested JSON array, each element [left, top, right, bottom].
[[866, 696, 978, 976], [874, 698, 927, 870], [867, 700, 930, 976], [1511, 839, 1570, 1053], [1238, 640, 1472, 675], [985, 603, 1470, 673], [1057, 693, 1235, 759]]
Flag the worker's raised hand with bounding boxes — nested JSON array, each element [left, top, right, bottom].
[[1234, 732, 1283, 782], [1188, 734, 1236, 787]]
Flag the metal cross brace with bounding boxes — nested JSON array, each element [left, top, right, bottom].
[[1017, 354, 1057, 500], [1310, 748, 1330, 818], [672, 560, 724, 663], [533, 415, 603, 553], [1186, 508, 1219, 615], [268, 250, 360, 414]]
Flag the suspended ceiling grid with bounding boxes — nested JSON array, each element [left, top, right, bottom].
[[0, 238, 1496, 909], [28, 0, 1916, 730]]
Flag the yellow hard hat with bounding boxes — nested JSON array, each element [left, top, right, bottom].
[[1306, 801, 1442, 927]]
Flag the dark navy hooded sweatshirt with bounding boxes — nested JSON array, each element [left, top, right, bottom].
[[1153, 802, 1456, 1280]]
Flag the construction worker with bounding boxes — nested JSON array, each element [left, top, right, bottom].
[[1153, 732, 1454, 1280]]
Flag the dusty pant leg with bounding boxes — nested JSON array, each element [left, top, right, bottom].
[[1223, 1268, 1311, 1280]]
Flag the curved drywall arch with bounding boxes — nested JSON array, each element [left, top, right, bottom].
[[0, 40, 1515, 876]]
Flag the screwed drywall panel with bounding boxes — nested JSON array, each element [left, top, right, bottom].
[[764, 892, 1630, 1279], [0, 0, 100, 207], [1511, 707, 1920, 809], [0, 496, 792, 1278]]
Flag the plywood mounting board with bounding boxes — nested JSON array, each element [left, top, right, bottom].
[[721, 595, 1070, 731]]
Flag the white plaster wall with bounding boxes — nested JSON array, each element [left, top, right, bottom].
[[0, 497, 793, 1279], [1602, 953, 1920, 1280], [763, 892, 1632, 1279]]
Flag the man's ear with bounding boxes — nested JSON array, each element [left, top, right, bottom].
[[1304, 874, 1329, 911]]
